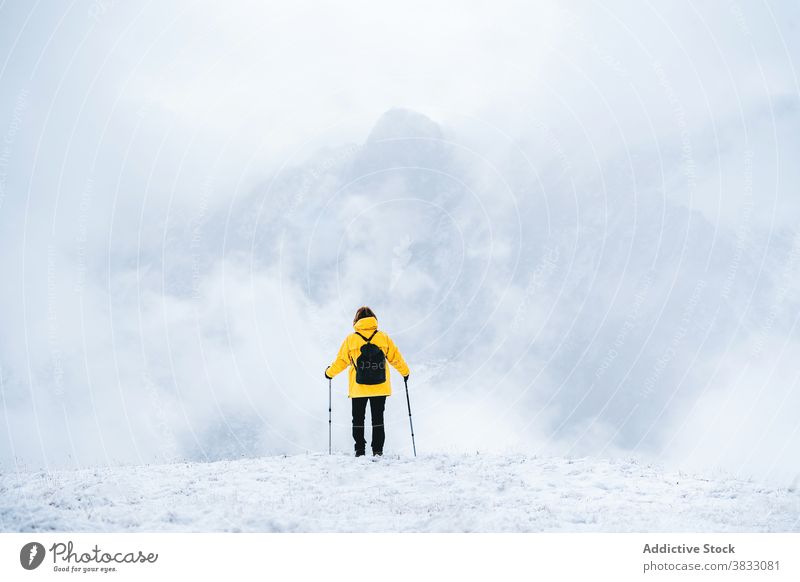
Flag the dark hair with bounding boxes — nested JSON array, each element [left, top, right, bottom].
[[353, 306, 376, 325]]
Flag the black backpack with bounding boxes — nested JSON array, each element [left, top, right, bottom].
[[354, 330, 386, 385]]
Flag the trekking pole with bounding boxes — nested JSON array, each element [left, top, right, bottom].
[[404, 377, 417, 457], [328, 378, 332, 455]]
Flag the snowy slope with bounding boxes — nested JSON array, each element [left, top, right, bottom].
[[1, 453, 797, 532]]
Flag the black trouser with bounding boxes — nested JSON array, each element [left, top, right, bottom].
[[351, 396, 386, 454]]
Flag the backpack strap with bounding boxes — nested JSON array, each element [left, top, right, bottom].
[[355, 330, 379, 343]]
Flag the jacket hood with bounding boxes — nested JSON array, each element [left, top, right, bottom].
[[353, 316, 378, 334]]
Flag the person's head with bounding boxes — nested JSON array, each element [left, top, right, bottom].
[[353, 306, 376, 325]]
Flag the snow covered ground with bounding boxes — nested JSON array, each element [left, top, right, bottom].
[[1, 453, 798, 532]]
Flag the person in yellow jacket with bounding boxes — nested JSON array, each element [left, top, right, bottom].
[[325, 306, 410, 457]]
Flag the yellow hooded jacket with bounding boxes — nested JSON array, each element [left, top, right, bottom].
[[325, 316, 409, 398]]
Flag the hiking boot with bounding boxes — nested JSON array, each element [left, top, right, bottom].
[[355, 450, 366, 457], [372, 451, 383, 457]]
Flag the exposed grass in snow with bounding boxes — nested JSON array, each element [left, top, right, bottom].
[[1, 453, 798, 532]]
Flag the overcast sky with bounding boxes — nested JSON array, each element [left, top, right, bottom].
[[1, 1, 798, 486]]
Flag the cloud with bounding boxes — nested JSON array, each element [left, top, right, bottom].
[[0, 1, 798, 487]]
